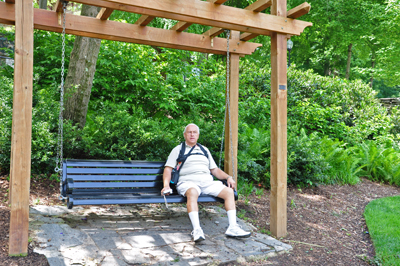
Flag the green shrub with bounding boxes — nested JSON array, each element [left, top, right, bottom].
[[287, 128, 330, 186], [316, 137, 361, 185], [355, 141, 400, 186], [0, 75, 13, 174], [237, 125, 270, 186]]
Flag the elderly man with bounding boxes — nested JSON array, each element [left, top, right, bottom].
[[161, 123, 251, 242]]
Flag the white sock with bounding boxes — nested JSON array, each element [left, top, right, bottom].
[[189, 211, 201, 230], [227, 210, 237, 227]]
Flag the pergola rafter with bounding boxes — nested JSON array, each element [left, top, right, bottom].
[[0, 3, 261, 55], [2, 0, 312, 256]]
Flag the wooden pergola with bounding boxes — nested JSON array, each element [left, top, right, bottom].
[[0, 0, 312, 256]]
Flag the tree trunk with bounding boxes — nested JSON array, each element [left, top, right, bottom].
[[370, 52, 375, 88], [39, 0, 47, 9], [345, 43, 352, 80], [64, 5, 101, 128]]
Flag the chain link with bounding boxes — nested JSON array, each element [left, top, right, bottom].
[[56, 2, 67, 200], [218, 30, 235, 180]]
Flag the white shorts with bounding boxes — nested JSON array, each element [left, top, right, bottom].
[[176, 180, 226, 197]]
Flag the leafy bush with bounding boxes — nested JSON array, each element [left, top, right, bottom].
[[0, 75, 13, 173], [287, 128, 330, 186], [316, 137, 361, 185], [355, 141, 400, 186], [237, 125, 270, 186]]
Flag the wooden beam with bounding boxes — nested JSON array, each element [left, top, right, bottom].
[[55, 0, 63, 12], [9, 0, 33, 256], [5, 0, 15, 3], [96, 7, 114, 20], [224, 31, 240, 184], [170, 0, 228, 32], [270, 0, 288, 238], [240, 2, 311, 41], [135, 15, 155, 26], [245, 0, 272, 12], [0, 3, 261, 55], [240, 32, 258, 41], [207, 0, 272, 38], [170, 21, 192, 32], [203, 27, 225, 38], [68, 0, 312, 36], [287, 2, 311, 19]]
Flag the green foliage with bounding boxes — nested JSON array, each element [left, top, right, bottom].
[[0, 75, 13, 173], [364, 196, 400, 265], [316, 137, 361, 185], [287, 128, 330, 186], [237, 125, 270, 186], [355, 141, 400, 186], [288, 68, 392, 143]]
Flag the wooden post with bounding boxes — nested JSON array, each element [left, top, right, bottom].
[[270, 0, 288, 237], [9, 0, 34, 256], [224, 31, 239, 184]]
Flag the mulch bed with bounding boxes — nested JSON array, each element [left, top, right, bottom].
[[1, 174, 399, 265]]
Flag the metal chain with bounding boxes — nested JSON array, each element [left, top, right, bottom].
[[218, 30, 235, 180], [56, 2, 67, 200]]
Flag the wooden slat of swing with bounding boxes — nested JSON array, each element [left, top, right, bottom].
[[62, 159, 237, 209]]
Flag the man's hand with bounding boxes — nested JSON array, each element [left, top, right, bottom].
[[227, 176, 236, 189], [161, 186, 172, 196]]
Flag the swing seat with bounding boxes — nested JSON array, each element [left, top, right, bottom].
[[61, 159, 238, 209]]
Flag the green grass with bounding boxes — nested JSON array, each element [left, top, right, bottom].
[[364, 196, 400, 265]]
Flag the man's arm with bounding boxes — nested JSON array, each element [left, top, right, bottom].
[[161, 166, 173, 195], [210, 168, 236, 189]]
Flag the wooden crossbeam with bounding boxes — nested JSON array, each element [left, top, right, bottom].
[[240, 2, 311, 41], [170, 0, 229, 32], [205, 0, 272, 38], [96, 8, 114, 20], [5, 0, 15, 3], [67, 0, 312, 36], [0, 3, 261, 55], [245, 0, 272, 12], [170, 21, 192, 32], [55, 0, 63, 12], [287, 2, 311, 19], [135, 15, 155, 26]]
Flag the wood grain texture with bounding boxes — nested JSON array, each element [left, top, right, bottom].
[[68, 0, 312, 36], [9, 0, 33, 256], [0, 3, 261, 55], [270, 0, 288, 238], [224, 31, 240, 185]]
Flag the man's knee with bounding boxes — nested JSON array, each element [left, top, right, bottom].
[[186, 187, 199, 199], [219, 187, 234, 200]]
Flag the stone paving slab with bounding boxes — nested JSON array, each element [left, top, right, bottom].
[[30, 204, 291, 265]]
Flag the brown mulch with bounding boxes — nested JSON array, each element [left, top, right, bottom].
[[0, 174, 59, 266], [1, 174, 399, 266]]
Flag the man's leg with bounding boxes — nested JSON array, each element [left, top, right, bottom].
[[185, 188, 205, 242], [217, 187, 251, 238]]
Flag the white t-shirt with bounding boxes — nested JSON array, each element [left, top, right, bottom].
[[165, 143, 218, 184]]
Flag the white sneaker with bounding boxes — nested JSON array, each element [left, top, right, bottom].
[[225, 224, 251, 238], [191, 228, 205, 242]]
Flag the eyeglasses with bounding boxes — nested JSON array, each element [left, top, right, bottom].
[[186, 131, 198, 135]]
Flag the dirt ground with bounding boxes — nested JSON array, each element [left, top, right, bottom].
[[1, 174, 399, 266]]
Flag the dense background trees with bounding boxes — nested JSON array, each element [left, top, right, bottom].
[[0, 0, 399, 188]]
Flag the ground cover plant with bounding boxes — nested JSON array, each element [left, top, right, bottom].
[[364, 196, 400, 265]]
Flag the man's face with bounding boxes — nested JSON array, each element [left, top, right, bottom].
[[184, 125, 199, 146]]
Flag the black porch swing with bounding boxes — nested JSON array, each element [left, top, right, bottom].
[[56, 3, 238, 209]]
